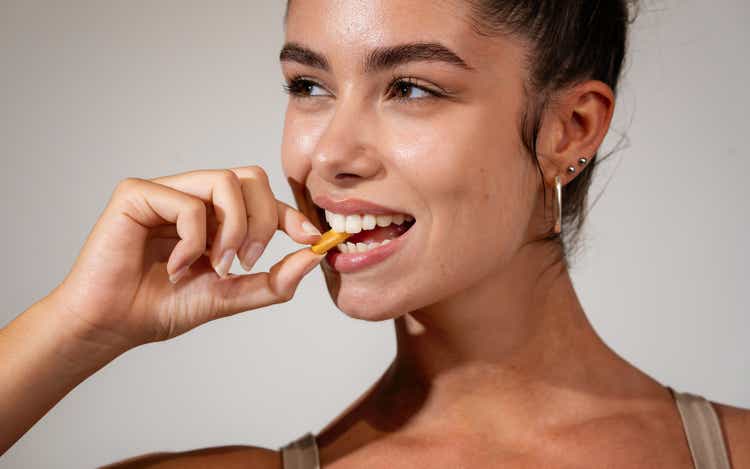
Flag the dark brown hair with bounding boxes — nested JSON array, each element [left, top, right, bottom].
[[467, 1, 637, 263]]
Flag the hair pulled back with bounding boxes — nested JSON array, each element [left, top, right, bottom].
[[468, 0, 637, 261]]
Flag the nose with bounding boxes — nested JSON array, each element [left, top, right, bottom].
[[310, 94, 383, 186]]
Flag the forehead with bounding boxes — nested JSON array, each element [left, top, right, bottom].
[[285, 0, 491, 66]]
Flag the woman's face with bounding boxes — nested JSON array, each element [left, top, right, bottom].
[[281, 0, 542, 320]]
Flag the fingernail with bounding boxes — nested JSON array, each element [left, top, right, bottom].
[[302, 221, 322, 237], [169, 265, 190, 284], [240, 242, 264, 271], [214, 249, 236, 278]]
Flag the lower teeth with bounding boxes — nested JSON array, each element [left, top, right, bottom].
[[337, 239, 392, 254]]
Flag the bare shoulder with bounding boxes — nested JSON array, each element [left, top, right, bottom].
[[98, 445, 281, 469], [711, 400, 750, 469]]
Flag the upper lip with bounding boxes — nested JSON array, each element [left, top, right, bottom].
[[312, 194, 412, 216]]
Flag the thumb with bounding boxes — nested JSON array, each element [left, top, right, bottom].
[[211, 247, 325, 318]]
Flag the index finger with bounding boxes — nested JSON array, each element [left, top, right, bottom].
[[145, 199, 322, 249], [228, 166, 321, 271]]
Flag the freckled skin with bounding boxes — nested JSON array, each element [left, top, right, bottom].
[[274, 1, 744, 468], [282, 0, 536, 319]]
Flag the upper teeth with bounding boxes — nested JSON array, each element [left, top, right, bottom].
[[324, 210, 414, 234]]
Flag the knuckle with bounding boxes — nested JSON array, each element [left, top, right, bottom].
[[185, 197, 207, 219], [246, 165, 269, 182], [275, 286, 295, 303], [217, 168, 241, 187], [114, 177, 142, 195]]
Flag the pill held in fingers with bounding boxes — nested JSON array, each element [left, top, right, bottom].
[[310, 229, 352, 254]]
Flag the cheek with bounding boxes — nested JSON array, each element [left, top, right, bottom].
[[281, 110, 324, 180], [386, 102, 529, 237], [384, 103, 534, 288]]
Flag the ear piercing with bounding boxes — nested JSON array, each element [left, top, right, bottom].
[[553, 175, 562, 234], [553, 157, 588, 235], [566, 157, 589, 174]]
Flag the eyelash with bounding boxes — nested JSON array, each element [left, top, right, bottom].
[[282, 75, 444, 103]]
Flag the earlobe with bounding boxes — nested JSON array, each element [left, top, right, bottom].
[[535, 80, 615, 187]]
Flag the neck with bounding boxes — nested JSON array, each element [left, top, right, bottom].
[[380, 240, 661, 435], [395, 240, 587, 378]]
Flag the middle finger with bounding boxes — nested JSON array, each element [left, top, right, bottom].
[[150, 169, 248, 277]]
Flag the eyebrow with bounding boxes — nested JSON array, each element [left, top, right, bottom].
[[279, 41, 474, 73]]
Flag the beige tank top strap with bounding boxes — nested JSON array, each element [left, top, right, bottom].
[[670, 387, 732, 469], [280, 431, 320, 469], [279, 390, 733, 469]]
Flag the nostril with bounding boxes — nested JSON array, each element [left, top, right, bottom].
[[335, 173, 360, 180]]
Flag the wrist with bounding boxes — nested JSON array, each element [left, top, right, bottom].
[[0, 295, 131, 454], [17, 293, 131, 377]]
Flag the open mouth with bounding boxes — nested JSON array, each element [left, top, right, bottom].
[[314, 205, 416, 254]]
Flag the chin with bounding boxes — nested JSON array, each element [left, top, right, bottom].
[[322, 274, 410, 322], [333, 295, 408, 322], [338, 304, 402, 322]]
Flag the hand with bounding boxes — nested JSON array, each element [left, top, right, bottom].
[[45, 166, 324, 352]]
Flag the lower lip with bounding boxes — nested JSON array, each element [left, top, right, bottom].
[[324, 224, 415, 274]]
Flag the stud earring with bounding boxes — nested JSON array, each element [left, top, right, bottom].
[[578, 157, 588, 165], [553, 175, 562, 234], [567, 165, 576, 174]]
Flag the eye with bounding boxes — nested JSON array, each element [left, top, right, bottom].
[[282, 77, 331, 98], [283, 75, 445, 102], [387, 77, 441, 101]]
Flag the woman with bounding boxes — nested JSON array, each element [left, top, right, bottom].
[[2, 0, 748, 467]]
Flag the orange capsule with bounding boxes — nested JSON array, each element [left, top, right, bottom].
[[310, 229, 352, 254]]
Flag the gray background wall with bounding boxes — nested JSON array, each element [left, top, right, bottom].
[[1, 1, 747, 467]]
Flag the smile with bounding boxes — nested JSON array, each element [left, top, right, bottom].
[[311, 195, 417, 273], [324, 210, 414, 251]]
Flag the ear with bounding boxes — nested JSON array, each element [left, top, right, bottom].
[[535, 80, 615, 187]]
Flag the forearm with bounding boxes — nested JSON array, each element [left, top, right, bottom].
[[0, 294, 128, 455]]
